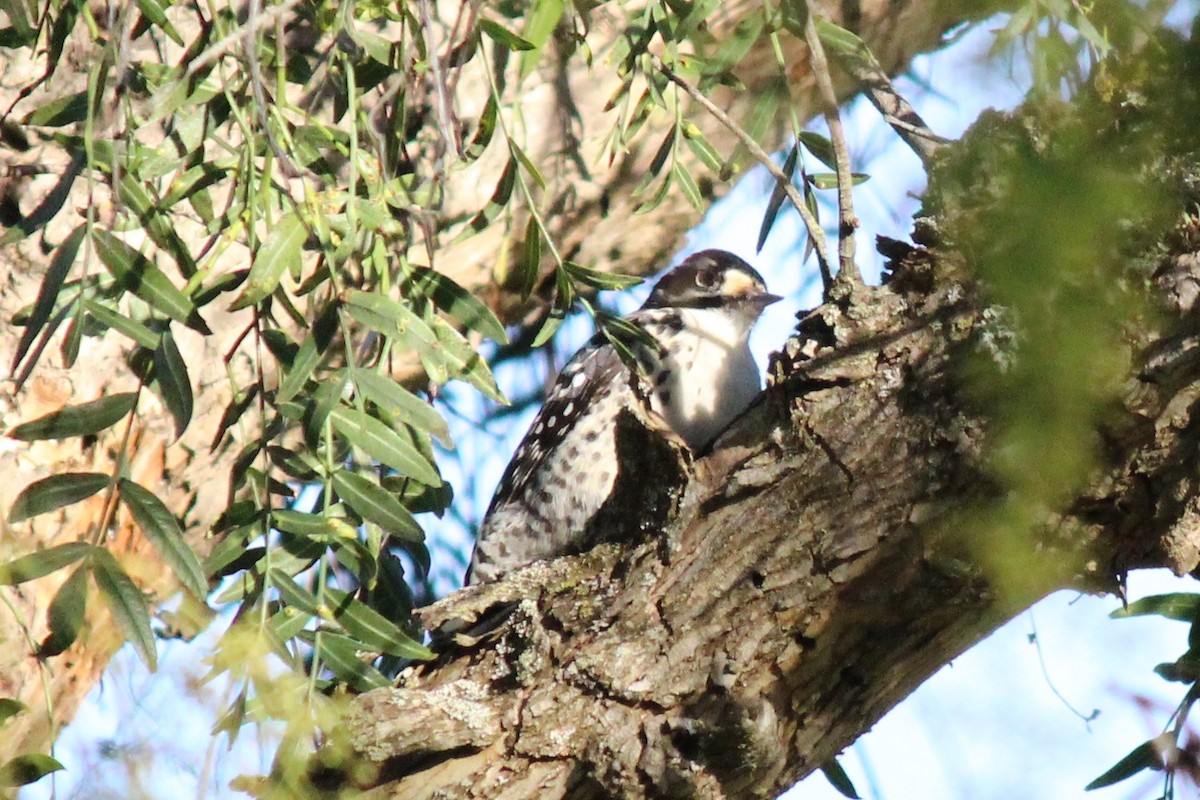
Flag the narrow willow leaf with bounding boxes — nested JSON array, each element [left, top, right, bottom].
[[116, 174, 196, 277], [408, 266, 508, 344], [636, 126, 677, 195], [11, 224, 84, 373], [1111, 593, 1200, 621], [427, 315, 505, 402], [798, 131, 836, 170], [820, 759, 860, 799], [8, 392, 137, 441], [814, 17, 870, 58], [117, 479, 207, 597], [267, 568, 321, 616], [807, 172, 870, 189], [1084, 739, 1162, 790], [0, 543, 94, 585], [0, 754, 65, 787], [134, 0, 183, 44], [302, 370, 347, 449], [9, 473, 110, 523], [305, 631, 391, 691], [89, 549, 157, 670], [452, 157, 517, 243], [757, 144, 799, 252], [330, 407, 441, 486], [277, 331, 321, 404], [531, 308, 565, 348], [154, 328, 193, 438], [518, 0, 564, 79], [332, 470, 424, 542], [521, 216, 542, 298], [91, 229, 211, 334], [477, 18, 534, 50], [0, 699, 26, 724], [464, 95, 498, 160], [40, 564, 88, 657], [565, 262, 643, 291], [343, 291, 438, 346], [83, 298, 160, 348], [672, 162, 703, 211], [511, 142, 545, 189], [59, 313, 81, 367], [352, 368, 451, 446], [682, 126, 723, 173], [230, 210, 307, 310], [325, 588, 433, 659], [272, 509, 337, 539], [24, 92, 87, 126]]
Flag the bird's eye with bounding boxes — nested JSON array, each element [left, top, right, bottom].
[[695, 267, 720, 291]]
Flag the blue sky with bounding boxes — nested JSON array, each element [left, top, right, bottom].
[[22, 9, 1200, 800]]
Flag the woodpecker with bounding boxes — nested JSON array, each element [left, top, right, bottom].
[[467, 249, 780, 584]]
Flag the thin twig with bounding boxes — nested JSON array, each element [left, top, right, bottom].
[[656, 58, 834, 291], [803, 6, 860, 288], [186, 0, 303, 77], [836, 48, 949, 166]]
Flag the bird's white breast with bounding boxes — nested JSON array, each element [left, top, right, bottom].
[[651, 306, 762, 450]]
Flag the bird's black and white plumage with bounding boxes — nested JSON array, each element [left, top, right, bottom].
[[467, 249, 780, 584]]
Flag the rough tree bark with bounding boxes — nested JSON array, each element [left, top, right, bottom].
[[340, 51, 1200, 800], [0, 0, 1011, 764]]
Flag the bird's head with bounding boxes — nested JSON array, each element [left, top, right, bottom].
[[643, 250, 781, 318]]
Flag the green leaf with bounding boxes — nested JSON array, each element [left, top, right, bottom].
[[11, 224, 84, 374], [267, 568, 322, 617], [1084, 739, 1162, 790], [518, 0, 564, 79], [798, 132, 836, 170], [682, 125, 723, 173], [478, 18, 534, 51], [427, 315, 505, 402], [521, 215, 542, 298], [332, 470, 424, 542], [453, 157, 518, 243], [330, 407, 441, 486], [565, 262, 643, 291], [0, 753, 65, 787], [806, 172, 870, 190], [352, 368, 451, 446], [83, 298, 160, 349], [408, 266, 508, 344], [758, 144, 799, 252], [820, 759, 860, 799], [511, 142, 546, 190], [89, 549, 157, 670], [464, 95, 498, 160], [135, 0, 183, 44], [154, 328, 193, 438], [277, 332, 322, 404], [91, 229, 211, 334], [814, 17, 870, 58], [1111, 593, 1200, 621], [272, 509, 338, 539], [326, 588, 432, 659], [24, 92, 87, 126], [672, 162, 703, 211], [8, 392, 138, 441], [0, 699, 26, 724], [9, 473, 110, 523], [230, 210, 307, 310], [115, 174, 197, 277], [305, 631, 391, 691], [118, 479, 207, 597], [0, 543, 94, 585], [40, 564, 88, 657]]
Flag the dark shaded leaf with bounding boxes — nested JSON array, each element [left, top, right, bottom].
[[89, 549, 157, 670], [305, 631, 391, 691], [326, 587, 433, 659], [91, 229, 211, 334], [24, 92, 87, 126], [11, 224, 84, 373], [40, 565, 88, 657], [118, 479, 207, 597], [478, 18, 534, 51], [798, 131, 836, 170], [8, 392, 137, 441], [0, 543, 94, 585], [154, 328, 193, 438], [758, 144, 799, 252], [0, 698, 26, 724], [0, 753, 65, 787], [83, 298, 160, 348], [1085, 739, 1162, 790], [9, 472, 110, 523], [820, 759, 860, 799], [521, 216, 542, 298], [408, 266, 508, 344]]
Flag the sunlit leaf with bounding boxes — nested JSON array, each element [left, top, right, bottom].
[[325, 587, 433, 659], [91, 229, 211, 334], [118, 479, 207, 597], [83, 298, 160, 349], [330, 407, 442, 486], [9, 472, 110, 523], [407, 266, 508, 344], [0, 699, 26, 724], [230, 210, 307, 310], [304, 631, 391, 691], [0, 543, 94, 585], [352, 368, 451, 446]]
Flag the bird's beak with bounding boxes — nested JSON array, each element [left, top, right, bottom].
[[751, 292, 783, 309]]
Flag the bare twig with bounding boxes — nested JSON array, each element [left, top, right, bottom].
[[803, 7, 861, 289], [835, 47, 949, 166], [186, 0, 303, 77], [656, 59, 834, 291]]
